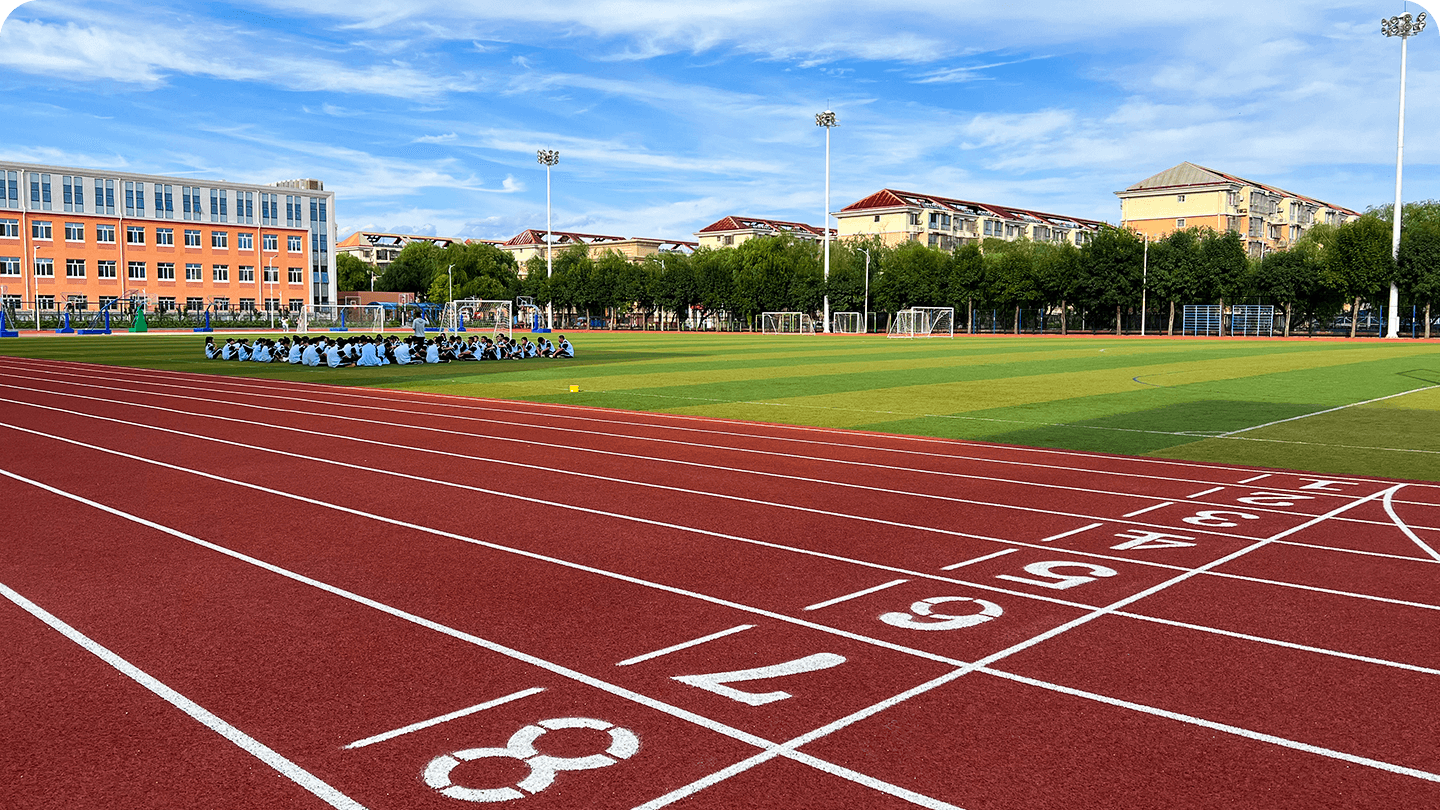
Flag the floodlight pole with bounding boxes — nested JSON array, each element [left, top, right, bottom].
[[816, 110, 837, 333], [538, 149, 560, 330], [1383, 11, 1425, 339], [1141, 234, 1148, 337], [860, 247, 871, 333]]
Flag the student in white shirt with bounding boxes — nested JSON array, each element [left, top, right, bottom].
[[302, 340, 323, 367], [357, 337, 382, 367], [204, 338, 218, 359], [555, 336, 574, 358], [250, 341, 270, 362], [425, 339, 443, 364], [288, 339, 304, 364], [393, 340, 417, 365], [326, 342, 353, 368]]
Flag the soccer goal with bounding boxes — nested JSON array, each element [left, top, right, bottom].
[[831, 312, 863, 334], [298, 305, 384, 333], [444, 298, 513, 338], [761, 311, 817, 334], [887, 307, 955, 339]]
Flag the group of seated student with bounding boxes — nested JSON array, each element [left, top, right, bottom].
[[204, 333, 574, 367]]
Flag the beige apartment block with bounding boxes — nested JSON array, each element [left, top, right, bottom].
[[834, 189, 1104, 251], [336, 231, 491, 269], [1118, 163, 1360, 257], [694, 216, 832, 248], [500, 229, 696, 265]]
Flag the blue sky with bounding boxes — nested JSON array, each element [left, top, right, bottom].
[[3, 1, 1438, 243]]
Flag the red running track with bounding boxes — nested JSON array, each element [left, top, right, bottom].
[[2, 355, 1440, 809]]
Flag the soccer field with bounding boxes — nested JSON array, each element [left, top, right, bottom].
[[1, 331, 1437, 481]]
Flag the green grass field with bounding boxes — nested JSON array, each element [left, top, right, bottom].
[[4, 331, 1439, 481]]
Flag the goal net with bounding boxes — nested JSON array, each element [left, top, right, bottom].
[[887, 307, 955, 339], [444, 298, 513, 338], [298, 305, 384, 333], [761, 311, 817, 334], [831, 312, 863, 334]]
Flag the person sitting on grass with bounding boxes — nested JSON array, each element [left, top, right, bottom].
[[287, 337, 304, 364], [204, 337, 218, 359], [424, 338, 446, 364], [325, 339, 354, 368], [393, 338, 420, 365], [301, 338, 323, 367], [357, 336, 383, 367], [554, 335, 574, 358], [250, 340, 271, 363]]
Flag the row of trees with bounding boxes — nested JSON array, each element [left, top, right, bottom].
[[343, 202, 1440, 336]]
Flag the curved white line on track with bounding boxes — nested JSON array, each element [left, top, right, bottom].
[[1384, 485, 1440, 562]]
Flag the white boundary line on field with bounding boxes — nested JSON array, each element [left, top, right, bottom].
[[1221, 385, 1440, 436], [0, 580, 368, 810], [7, 356, 1437, 497], [1384, 487, 1440, 563]]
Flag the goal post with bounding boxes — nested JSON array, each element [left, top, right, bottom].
[[760, 311, 817, 335], [444, 298, 513, 338], [887, 307, 955, 339], [298, 305, 383, 333], [831, 312, 863, 334]]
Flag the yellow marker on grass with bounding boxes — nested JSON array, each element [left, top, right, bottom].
[[569, 384, 579, 393]]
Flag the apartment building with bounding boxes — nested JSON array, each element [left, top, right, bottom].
[[693, 216, 832, 248], [336, 231, 497, 270], [500, 229, 696, 265], [1117, 163, 1360, 256], [834, 189, 1104, 250], [0, 161, 337, 315]]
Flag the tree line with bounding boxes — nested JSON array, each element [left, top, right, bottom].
[[341, 201, 1440, 337]]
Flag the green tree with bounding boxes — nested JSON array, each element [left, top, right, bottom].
[[1196, 229, 1249, 333], [425, 242, 520, 305], [1077, 226, 1144, 334], [1146, 229, 1200, 335], [336, 253, 377, 292], [1329, 215, 1395, 338], [949, 244, 986, 333], [984, 240, 1041, 333], [377, 241, 442, 296], [1398, 214, 1440, 338], [1034, 241, 1080, 334]]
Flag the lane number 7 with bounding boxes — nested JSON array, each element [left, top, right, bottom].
[[672, 653, 846, 706]]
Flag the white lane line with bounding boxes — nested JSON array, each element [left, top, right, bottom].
[[941, 548, 1020, 570], [1187, 486, 1225, 499], [979, 667, 1440, 783], [803, 579, 909, 612], [1038, 523, 1104, 544], [1239, 474, 1272, 484], [0, 580, 368, 810], [616, 625, 755, 667], [0, 470, 955, 809], [0, 378, 1289, 541], [1122, 502, 1173, 518], [638, 483, 1407, 805], [344, 687, 546, 750], [1384, 486, 1440, 563], [15, 356, 1433, 497], [1221, 385, 1440, 437], [9, 365, 1411, 513]]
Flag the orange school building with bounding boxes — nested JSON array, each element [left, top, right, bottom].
[[0, 162, 338, 316]]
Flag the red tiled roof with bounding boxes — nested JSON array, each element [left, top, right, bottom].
[[840, 189, 1105, 229], [696, 216, 832, 237], [503, 229, 628, 247]]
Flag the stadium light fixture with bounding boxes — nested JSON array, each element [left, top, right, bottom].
[[1382, 10, 1426, 339], [538, 149, 560, 330], [859, 246, 870, 333], [816, 110, 837, 333]]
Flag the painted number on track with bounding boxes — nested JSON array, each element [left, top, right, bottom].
[[424, 717, 639, 803], [1182, 510, 1260, 528], [672, 653, 846, 706], [995, 561, 1119, 590], [880, 596, 1004, 631]]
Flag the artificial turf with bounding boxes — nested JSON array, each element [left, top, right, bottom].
[[2, 330, 1437, 481]]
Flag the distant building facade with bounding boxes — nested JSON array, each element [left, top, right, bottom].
[[500, 229, 696, 265], [693, 216, 833, 248], [0, 161, 337, 314], [335, 231, 485, 270], [1117, 163, 1361, 257], [834, 189, 1104, 251]]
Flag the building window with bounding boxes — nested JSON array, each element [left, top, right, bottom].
[[31, 173, 52, 211], [210, 188, 221, 223], [62, 175, 84, 212], [185, 263, 202, 281], [184, 229, 200, 248], [67, 295, 88, 310], [185, 297, 205, 310], [238, 265, 255, 283], [32, 220, 52, 240], [35, 258, 55, 277], [264, 297, 280, 311], [212, 231, 228, 249], [239, 298, 256, 311], [0, 218, 17, 238], [240, 191, 254, 224], [213, 297, 230, 310], [1177, 194, 1186, 203], [1176, 219, 1186, 229], [157, 185, 174, 219], [65, 258, 85, 277], [183, 187, 200, 220], [96, 224, 115, 243], [287, 235, 302, 252], [156, 228, 174, 246], [263, 265, 278, 283], [37, 295, 55, 310], [262, 233, 278, 251], [157, 296, 176, 311], [128, 261, 146, 280], [0, 257, 19, 276], [126, 225, 145, 245], [65, 222, 84, 242], [238, 232, 253, 251], [287, 266, 302, 284], [212, 264, 229, 282], [97, 260, 117, 279], [157, 262, 175, 281]]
